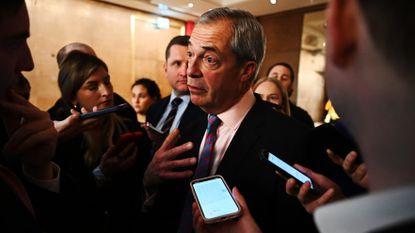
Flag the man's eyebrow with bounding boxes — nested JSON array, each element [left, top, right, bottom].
[[201, 46, 218, 53], [188, 41, 218, 53]]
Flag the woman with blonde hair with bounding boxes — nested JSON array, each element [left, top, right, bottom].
[[253, 77, 291, 116]]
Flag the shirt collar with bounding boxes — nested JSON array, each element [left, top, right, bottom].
[[217, 90, 256, 131], [170, 91, 190, 105]]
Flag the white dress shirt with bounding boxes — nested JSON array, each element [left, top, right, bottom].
[[198, 90, 256, 175]]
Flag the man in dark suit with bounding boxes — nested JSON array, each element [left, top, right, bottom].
[[146, 35, 205, 138], [142, 8, 316, 233], [195, 1, 415, 233], [267, 62, 314, 128]]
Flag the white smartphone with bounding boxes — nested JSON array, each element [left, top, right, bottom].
[[260, 150, 316, 190], [190, 175, 242, 224]]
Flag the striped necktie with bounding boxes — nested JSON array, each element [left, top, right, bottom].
[[161, 97, 183, 133], [193, 114, 222, 178], [177, 114, 222, 233]]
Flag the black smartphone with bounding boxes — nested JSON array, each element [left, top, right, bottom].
[[313, 123, 362, 164], [260, 150, 317, 191], [145, 122, 165, 136], [79, 103, 129, 120], [190, 175, 242, 224]]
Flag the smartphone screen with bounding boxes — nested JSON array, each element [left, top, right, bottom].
[[79, 103, 128, 120], [191, 175, 241, 223], [265, 151, 315, 189]]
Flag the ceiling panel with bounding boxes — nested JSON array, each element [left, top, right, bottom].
[[98, 0, 327, 21]]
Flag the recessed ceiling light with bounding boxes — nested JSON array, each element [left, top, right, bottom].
[[270, 0, 277, 4], [158, 3, 168, 11], [188, 2, 194, 8]]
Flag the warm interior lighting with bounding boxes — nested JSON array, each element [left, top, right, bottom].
[[270, 0, 277, 4], [188, 2, 194, 8]]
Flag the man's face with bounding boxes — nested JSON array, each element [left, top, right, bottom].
[[0, 3, 34, 99], [187, 20, 248, 114], [268, 65, 293, 96], [164, 44, 189, 96]]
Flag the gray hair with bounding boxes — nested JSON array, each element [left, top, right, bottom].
[[197, 7, 266, 82]]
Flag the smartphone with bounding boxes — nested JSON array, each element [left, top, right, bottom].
[[260, 150, 316, 190], [190, 175, 242, 224], [145, 122, 165, 136], [118, 131, 144, 147], [313, 123, 362, 164], [112, 131, 144, 155], [79, 103, 129, 120]]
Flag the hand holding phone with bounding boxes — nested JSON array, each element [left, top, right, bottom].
[[116, 131, 144, 149], [190, 175, 242, 224], [285, 163, 346, 213], [260, 150, 318, 192], [144, 122, 166, 150], [79, 103, 129, 120], [99, 131, 143, 176]]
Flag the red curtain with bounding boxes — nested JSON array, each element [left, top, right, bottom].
[[185, 21, 195, 35]]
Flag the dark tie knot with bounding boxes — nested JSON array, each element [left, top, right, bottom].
[[171, 97, 183, 107]]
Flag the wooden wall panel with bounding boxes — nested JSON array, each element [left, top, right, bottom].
[[258, 11, 304, 102], [25, 0, 184, 110]]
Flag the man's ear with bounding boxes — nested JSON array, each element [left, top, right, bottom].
[[240, 61, 257, 82], [327, 0, 359, 67], [163, 62, 167, 73]]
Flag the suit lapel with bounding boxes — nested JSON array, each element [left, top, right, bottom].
[[178, 102, 205, 130], [216, 100, 265, 178], [149, 96, 170, 126]]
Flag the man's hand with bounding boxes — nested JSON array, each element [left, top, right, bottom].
[[192, 187, 262, 233], [326, 149, 369, 189], [54, 107, 101, 142], [143, 129, 196, 192], [285, 164, 345, 213], [0, 90, 58, 180]]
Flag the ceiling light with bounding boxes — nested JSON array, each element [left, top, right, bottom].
[[156, 17, 170, 29], [188, 2, 194, 8], [270, 0, 277, 4], [158, 3, 168, 11]]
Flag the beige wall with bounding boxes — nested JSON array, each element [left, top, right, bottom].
[[25, 0, 184, 111]]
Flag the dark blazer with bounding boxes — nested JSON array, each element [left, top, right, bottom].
[[289, 101, 314, 129], [144, 96, 317, 233], [146, 95, 206, 135]]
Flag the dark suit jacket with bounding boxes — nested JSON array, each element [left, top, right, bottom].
[[146, 95, 206, 135], [144, 96, 317, 233], [289, 101, 314, 129]]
